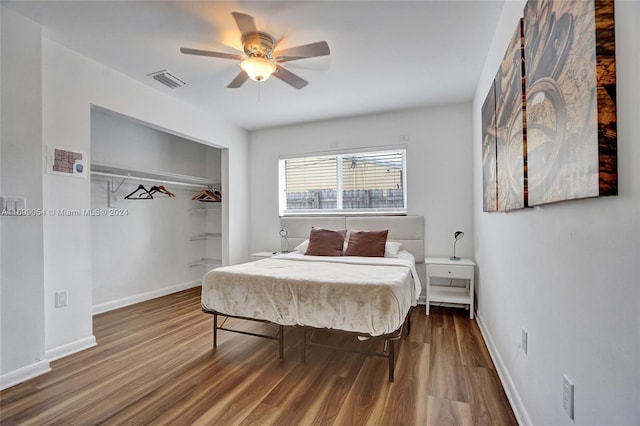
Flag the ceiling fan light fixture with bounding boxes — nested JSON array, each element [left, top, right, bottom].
[[180, 12, 328, 89], [240, 56, 276, 82]]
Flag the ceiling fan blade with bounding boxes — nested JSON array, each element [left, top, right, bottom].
[[232, 12, 257, 35], [273, 65, 308, 89], [275, 41, 330, 62], [227, 71, 249, 88], [180, 47, 242, 60]]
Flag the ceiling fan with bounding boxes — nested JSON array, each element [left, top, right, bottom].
[[180, 12, 330, 90]]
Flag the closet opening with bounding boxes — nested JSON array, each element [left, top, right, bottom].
[[89, 107, 225, 314]]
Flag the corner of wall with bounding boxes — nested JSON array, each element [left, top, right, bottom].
[[0, 360, 51, 392], [45, 336, 96, 362], [476, 310, 532, 426], [1, 3, 47, 380]]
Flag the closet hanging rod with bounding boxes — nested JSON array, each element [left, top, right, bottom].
[[91, 171, 208, 189]]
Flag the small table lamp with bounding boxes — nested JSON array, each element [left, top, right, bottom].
[[279, 229, 289, 253], [450, 231, 464, 260]]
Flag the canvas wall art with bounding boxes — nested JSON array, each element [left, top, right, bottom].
[[523, 0, 617, 206], [481, 80, 498, 213], [481, 0, 617, 212], [495, 19, 527, 211]]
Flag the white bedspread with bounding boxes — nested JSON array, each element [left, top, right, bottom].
[[201, 252, 420, 336]]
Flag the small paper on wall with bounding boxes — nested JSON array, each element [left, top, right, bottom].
[[46, 145, 87, 178]]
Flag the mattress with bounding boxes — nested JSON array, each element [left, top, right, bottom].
[[201, 251, 421, 336]]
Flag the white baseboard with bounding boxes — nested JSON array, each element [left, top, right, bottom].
[[476, 310, 532, 426], [92, 280, 201, 315], [46, 335, 97, 362], [0, 360, 51, 391], [1, 282, 201, 391]]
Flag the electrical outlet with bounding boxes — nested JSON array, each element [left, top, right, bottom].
[[55, 291, 68, 308], [563, 374, 574, 420], [521, 328, 528, 354]]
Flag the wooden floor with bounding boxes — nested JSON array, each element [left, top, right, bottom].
[[0, 287, 516, 425]]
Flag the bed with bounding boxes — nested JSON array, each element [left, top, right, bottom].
[[201, 215, 424, 381]]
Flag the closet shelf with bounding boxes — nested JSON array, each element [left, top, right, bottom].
[[190, 233, 222, 241], [91, 161, 219, 188], [189, 258, 222, 268], [188, 206, 222, 214]]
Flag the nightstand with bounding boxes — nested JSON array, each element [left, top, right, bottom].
[[425, 257, 476, 319], [250, 251, 276, 260]]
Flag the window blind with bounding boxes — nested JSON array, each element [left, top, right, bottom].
[[279, 148, 407, 216]]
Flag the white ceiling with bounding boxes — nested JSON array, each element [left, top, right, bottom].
[[5, 0, 505, 131]]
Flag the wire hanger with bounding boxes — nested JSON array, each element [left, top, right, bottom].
[[149, 185, 176, 197], [124, 184, 154, 200]]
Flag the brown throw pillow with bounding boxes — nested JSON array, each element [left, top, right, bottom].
[[304, 227, 347, 256], [345, 230, 389, 257]]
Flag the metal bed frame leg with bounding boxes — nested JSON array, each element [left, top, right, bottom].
[[213, 313, 218, 349], [301, 327, 306, 364], [205, 310, 285, 362], [278, 325, 284, 362], [388, 339, 395, 382]]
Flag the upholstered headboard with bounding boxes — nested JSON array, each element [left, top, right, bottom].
[[280, 216, 424, 262]]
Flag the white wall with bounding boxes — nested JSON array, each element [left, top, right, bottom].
[[222, 137, 250, 266], [40, 36, 248, 361], [472, 2, 640, 425], [90, 110, 221, 310], [91, 109, 222, 180], [249, 104, 475, 297], [1, 4, 249, 387], [0, 6, 50, 388]]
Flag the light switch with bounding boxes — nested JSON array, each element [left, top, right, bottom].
[[1, 196, 26, 213]]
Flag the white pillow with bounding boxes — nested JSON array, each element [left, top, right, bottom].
[[294, 239, 309, 253], [384, 241, 403, 258]]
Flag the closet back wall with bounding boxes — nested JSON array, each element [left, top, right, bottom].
[[90, 110, 221, 312]]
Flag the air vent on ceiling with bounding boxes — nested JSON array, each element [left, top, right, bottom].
[[147, 70, 186, 89]]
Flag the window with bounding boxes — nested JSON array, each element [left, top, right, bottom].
[[278, 148, 407, 216]]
